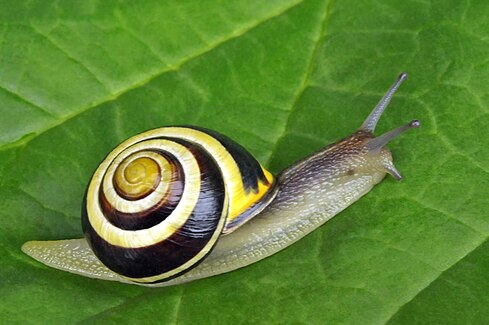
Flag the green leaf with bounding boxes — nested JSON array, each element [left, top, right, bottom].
[[1, 0, 487, 324]]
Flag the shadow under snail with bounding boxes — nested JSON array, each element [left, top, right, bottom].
[[22, 73, 419, 287]]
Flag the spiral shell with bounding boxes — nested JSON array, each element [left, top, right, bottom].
[[82, 126, 277, 283]]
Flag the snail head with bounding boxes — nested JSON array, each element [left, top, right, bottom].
[[328, 73, 420, 181]]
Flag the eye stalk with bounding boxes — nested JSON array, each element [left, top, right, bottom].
[[366, 119, 420, 152], [359, 72, 420, 181], [361, 72, 408, 133]]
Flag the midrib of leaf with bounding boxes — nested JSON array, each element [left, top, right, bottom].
[[0, 0, 303, 153]]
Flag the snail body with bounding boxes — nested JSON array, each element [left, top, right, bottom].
[[22, 73, 419, 286]]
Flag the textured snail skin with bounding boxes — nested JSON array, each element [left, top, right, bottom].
[[22, 73, 417, 286]]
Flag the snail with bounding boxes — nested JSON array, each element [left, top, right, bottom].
[[22, 73, 419, 287]]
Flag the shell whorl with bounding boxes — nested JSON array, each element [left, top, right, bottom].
[[82, 126, 277, 283]]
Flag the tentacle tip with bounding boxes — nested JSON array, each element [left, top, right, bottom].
[[398, 72, 408, 81], [360, 72, 409, 133], [409, 119, 420, 128], [389, 170, 403, 181]]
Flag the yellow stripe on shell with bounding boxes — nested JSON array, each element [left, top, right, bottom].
[[230, 164, 275, 218], [103, 150, 172, 213], [140, 127, 275, 227], [87, 139, 200, 248]]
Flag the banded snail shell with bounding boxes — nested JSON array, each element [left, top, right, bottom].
[[82, 126, 277, 283]]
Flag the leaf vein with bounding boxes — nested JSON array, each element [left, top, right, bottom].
[[409, 196, 486, 237], [17, 187, 75, 223], [266, 0, 335, 165], [29, 23, 112, 95], [114, 11, 168, 65], [0, 83, 55, 118], [0, 0, 304, 152]]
